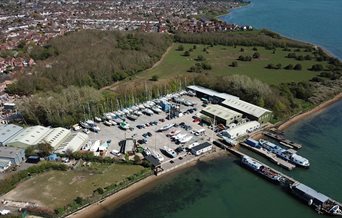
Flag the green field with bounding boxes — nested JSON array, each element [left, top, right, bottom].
[[142, 43, 327, 85], [3, 163, 146, 209]]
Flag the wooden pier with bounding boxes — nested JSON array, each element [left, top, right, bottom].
[[220, 145, 342, 216], [263, 131, 302, 149], [240, 142, 296, 170]]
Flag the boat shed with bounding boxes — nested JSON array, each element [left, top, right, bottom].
[[191, 142, 213, 156], [199, 104, 242, 126], [7, 125, 51, 148], [221, 98, 272, 123], [42, 127, 71, 149], [0, 146, 25, 165], [221, 121, 261, 139], [186, 85, 238, 104], [59, 132, 89, 153], [293, 183, 329, 205], [0, 124, 23, 146]]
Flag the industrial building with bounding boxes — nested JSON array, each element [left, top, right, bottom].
[[0, 124, 23, 146], [187, 85, 272, 123], [221, 121, 261, 139], [41, 127, 71, 149], [0, 146, 25, 165], [191, 142, 213, 156], [57, 132, 89, 153], [198, 104, 242, 126], [0, 159, 11, 172], [187, 85, 238, 104], [6, 125, 51, 148], [221, 98, 272, 123]]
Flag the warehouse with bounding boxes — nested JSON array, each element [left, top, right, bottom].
[[58, 132, 89, 153], [0, 146, 25, 165], [0, 159, 11, 172], [42, 127, 71, 149], [187, 85, 238, 104], [221, 121, 261, 139], [198, 104, 242, 126], [221, 97, 272, 123], [191, 142, 213, 156], [0, 124, 23, 146], [6, 125, 51, 148]]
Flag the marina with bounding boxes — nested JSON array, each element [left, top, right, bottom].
[[225, 144, 342, 216]]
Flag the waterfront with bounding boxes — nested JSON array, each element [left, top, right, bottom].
[[100, 100, 342, 218], [221, 0, 342, 60]]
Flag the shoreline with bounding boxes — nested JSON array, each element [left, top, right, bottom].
[[66, 149, 228, 218], [278, 92, 342, 131]]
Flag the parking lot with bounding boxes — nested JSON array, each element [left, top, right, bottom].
[[83, 94, 216, 163]]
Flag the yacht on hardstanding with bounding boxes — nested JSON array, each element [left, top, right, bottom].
[[153, 151, 164, 162], [151, 106, 162, 114], [179, 135, 193, 144], [163, 146, 177, 158], [158, 123, 175, 132]]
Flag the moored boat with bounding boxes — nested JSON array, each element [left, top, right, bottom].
[[163, 146, 177, 158]]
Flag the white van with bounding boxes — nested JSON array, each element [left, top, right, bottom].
[[194, 129, 205, 136]]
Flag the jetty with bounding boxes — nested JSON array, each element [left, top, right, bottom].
[[263, 131, 302, 149], [240, 142, 296, 170], [223, 145, 342, 216]]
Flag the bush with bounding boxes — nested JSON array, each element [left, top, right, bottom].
[[231, 61, 238, 67], [284, 64, 294, 70], [151, 75, 159, 81], [253, 52, 260, 59], [310, 64, 324, 71], [183, 51, 190, 56], [294, 64, 302, 70], [177, 45, 184, 51]]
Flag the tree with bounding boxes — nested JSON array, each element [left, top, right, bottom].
[[196, 55, 205, 61], [74, 196, 83, 205], [284, 64, 293, 70], [193, 45, 197, 49], [310, 64, 324, 71], [253, 47, 258, 51], [294, 64, 302, 70], [231, 61, 238, 67], [37, 143, 53, 157], [240, 48, 244, 52], [276, 64, 282, 69], [253, 52, 260, 59], [177, 45, 184, 51], [183, 51, 190, 56], [201, 63, 212, 70], [151, 75, 159, 81], [296, 55, 304, 61]]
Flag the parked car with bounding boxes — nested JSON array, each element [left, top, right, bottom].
[[136, 124, 145, 129], [159, 118, 165, 122], [147, 132, 152, 137]]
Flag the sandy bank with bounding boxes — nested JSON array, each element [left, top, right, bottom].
[[278, 93, 342, 131], [66, 149, 228, 218]]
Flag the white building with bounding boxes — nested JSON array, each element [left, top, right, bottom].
[[0, 159, 11, 172], [222, 121, 261, 139], [58, 132, 89, 153], [7, 125, 51, 148], [191, 142, 213, 156], [42, 127, 71, 149]]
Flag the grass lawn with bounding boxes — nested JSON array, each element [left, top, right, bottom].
[[3, 163, 146, 209], [141, 43, 328, 85]]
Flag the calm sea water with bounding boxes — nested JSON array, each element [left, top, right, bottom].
[[221, 0, 342, 60], [103, 101, 342, 218]]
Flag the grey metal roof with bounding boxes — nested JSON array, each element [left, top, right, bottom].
[[201, 104, 242, 122], [145, 155, 161, 166], [187, 85, 238, 100], [295, 183, 329, 203], [0, 124, 23, 144], [191, 142, 212, 152], [222, 98, 271, 118], [0, 146, 24, 159]]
